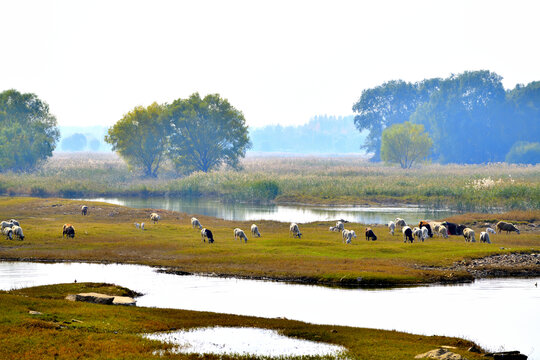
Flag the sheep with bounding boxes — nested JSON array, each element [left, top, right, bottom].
[[480, 231, 491, 244], [1, 221, 14, 230], [329, 226, 340, 232], [388, 221, 395, 235], [251, 224, 261, 237], [134, 222, 140, 229], [496, 221, 520, 234], [234, 228, 248, 243], [191, 217, 203, 230], [438, 226, 449, 238], [418, 221, 433, 237], [289, 223, 302, 238], [441, 221, 459, 235], [421, 226, 429, 242], [141, 222, 145, 230], [11, 225, 24, 240], [9, 219, 20, 226], [456, 224, 467, 236], [412, 227, 423, 241], [335, 221, 345, 232], [201, 228, 214, 243], [3, 227, 13, 240], [342, 229, 352, 243], [349, 230, 357, 239], [486, 227, 496, 234], [402, 226, 414, 243], [430, 222, 445, 236], [81, 205, 88, 216], [463, 228, 476, 242], [365, 228, 377, 241], [62, 224, 75, 238], [395, 218, 406, 227], [150, 213, 161, 224]]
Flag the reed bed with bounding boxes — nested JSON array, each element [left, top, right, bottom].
[[0, 153, 538, 210]]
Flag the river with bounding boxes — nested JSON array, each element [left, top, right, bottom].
[[1, 261, 538, 359], [82, 197, 460, 224]]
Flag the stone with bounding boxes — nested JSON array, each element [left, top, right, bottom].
[[66, 292, 136, 306], [28, 310, 42, 315], [415, 348, 466, 360], [468, 345, 482, 353], [112, 296, 137, 306], [491, 351, 527, 360]]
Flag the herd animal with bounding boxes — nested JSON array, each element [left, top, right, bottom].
[[365, 228, 377, 241], [201, 228, 214, 243], [62, 224, 75, 238], [81, 205, 88, 216], [463, 228, 476, 242], [234, 228, 248, 243], [150, 213, 161, 224], [191, 217, 203, 229], [251, 224, 261, 237], [496, 221, 520, 234], [289, 223, 302, 238], [402, 226, 414, 243], [1, 219, 23, 240]]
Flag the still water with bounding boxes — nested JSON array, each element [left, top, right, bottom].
[[83, 197, 459, 224], [1, 261, 538, 358]]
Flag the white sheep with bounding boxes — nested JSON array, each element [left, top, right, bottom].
[[234, 228, 248, 243], [134, 222, 140, 229], [251, 224, 261, 237], [9, 219, 20, 226], [11, 225, 24, 240], [486, 227, 496, 234], [336, 221, 345, 232], [421, 227, 429, 241], [2, 227, 13, 240], [141, 222, 145, 230], [1, 221, 14, 230], [413, 227, 423, 241], [388, 221, 395, 235], [480, 231, 491, 244], [395, 218, 406, 227], [438, 226, 449, 238], [150, 213, 160, 224], [342, 229, 352, 244], [463, 228, 476, 243], [329, 226, 340, 232], [289, 223, 302, 238], [191, 217, 203, 229]]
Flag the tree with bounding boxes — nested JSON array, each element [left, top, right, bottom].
[[505, 141, 540, 164], [105, 102, 169, 177], [352, 79, 440, 161], [166, 93, 251, 173], [0, 89, 59, 172], [61, 133, 87, 151], [381, 122, 432, 169]]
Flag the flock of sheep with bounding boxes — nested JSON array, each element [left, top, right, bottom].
[[1, 204, 522, 246]]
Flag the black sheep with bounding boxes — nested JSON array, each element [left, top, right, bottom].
[[201, 228, 214, 243], [365, 228, 377, 241], [403, 227, 414, 243]]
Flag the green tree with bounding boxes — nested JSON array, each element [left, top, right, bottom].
[[505, 141, 540, 164], [61, 133, 87, 151], [381, 122, 432, 169], [0, 89, 60, 172], [105, 102, 169, 177], [166, 93, 251, 173]]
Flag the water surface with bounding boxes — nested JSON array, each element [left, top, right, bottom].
[[83, 197, 459, 224], [1, 261, 538, 358]]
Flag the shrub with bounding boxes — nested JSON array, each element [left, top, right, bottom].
[[30, 186, 47, 197], [249, 180, 280, 200]]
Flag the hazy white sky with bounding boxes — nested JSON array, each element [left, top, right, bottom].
[[1, 0, 539, 128]]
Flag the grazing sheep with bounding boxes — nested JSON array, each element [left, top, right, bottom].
[[480, 231, 491, 244], [412, 227, 423, 241], [11, 225, 24, 240], [201, 228, 214, 243], [150, 213, 161, 224], [2, 227, 13, 240], [438, 226, 449, 238], [463, 228, 476, 242], [365, 228, 377, 241], [234, 228, 248, 243], [141, 222, 145, 230], [388, 221, 395, 235], [1, 221, 14, 230], [456, 224, 467, 236], [418, 221, 433, 238], [421, 226, 429, 241], [496, 221, 520, 234], [342, 229, 352, 243], [251, 224, 261, 237], [441, 221, 459, 235], [336, 221, 345, 232], [134, 222, 140, 229], [9, 219, 20, 226], [395, 218, 406, 227], [289, 223, 302, 238], [486, 227, 496, 234], [402, 226, 414, 243], [81, 205, 88, 216], [329, 226, 340, 232], [62, 224, 75, 238], [430, 222, 445, 236], [191, 217, 203, 229]]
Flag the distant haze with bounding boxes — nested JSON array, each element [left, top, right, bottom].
[[1, 0, 539, 128]]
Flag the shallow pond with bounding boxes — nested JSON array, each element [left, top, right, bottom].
[[83, 197, 459, 224], [143, 327, 347, 357], [1, 261, 538, 358]]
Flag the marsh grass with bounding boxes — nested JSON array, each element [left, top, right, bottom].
[[1, 198, 538, 287], [0, 154, 538, 210], [0, 282, 486, 360]]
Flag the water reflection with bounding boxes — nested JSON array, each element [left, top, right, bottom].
[[143, 327, 347, 357], [83, 197, 459, 224], [0, 261, 538, 358]]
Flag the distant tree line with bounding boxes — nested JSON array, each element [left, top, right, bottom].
[[105, 93, 251, 177], [249, 115, 367, 154], [353, 71, 540, 164]]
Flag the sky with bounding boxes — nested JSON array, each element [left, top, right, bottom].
[[1, 0, 540, 129]]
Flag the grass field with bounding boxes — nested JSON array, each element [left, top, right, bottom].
[[1, 197, 538, 287], [0, 282, 486, 360], [0, 153, 539, 210]]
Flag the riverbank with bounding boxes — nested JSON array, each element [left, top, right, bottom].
[[1, 153, 539, 210], [0, 282, 488, 360], [1, 197, 539, 287]]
